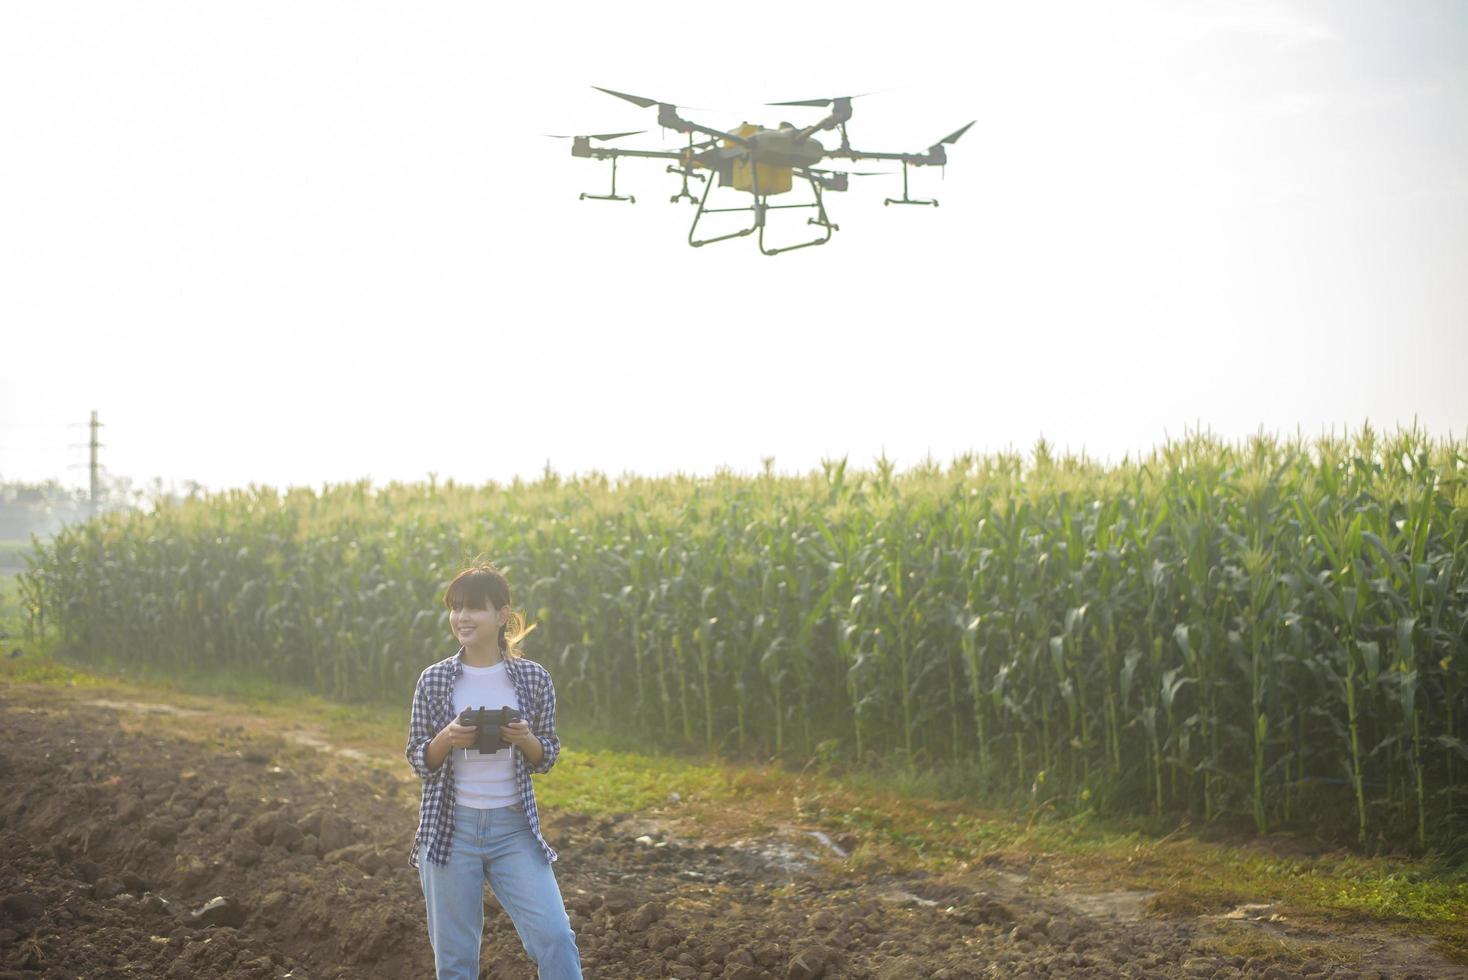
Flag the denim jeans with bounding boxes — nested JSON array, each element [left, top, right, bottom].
[[419, 803, 582, 980]]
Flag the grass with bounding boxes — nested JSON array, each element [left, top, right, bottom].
[[538, 748, 738, 816], [1196, 923, 1363, 966], [0, 540, 34, 632], [0, 571, 23, 643], [0, 537, 33, 568], [3, 646, 1465, 964]]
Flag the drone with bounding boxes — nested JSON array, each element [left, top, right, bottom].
[[553, 87, 975, 256]]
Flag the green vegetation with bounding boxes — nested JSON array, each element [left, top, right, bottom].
[[0, 647, 95, 686], [0, 539, 33, 571], [1, 567, 25, 652], [17, 426, 1468, 854], [539, 748, 737, 816], [1196, 926, 1362, 967]]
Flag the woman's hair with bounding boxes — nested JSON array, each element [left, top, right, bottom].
[[443, 563, 535, 659]]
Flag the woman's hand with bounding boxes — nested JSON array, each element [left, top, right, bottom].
[[425, 718, 481, 771], [439, 719, 481, 750], [499, 719, 536, 749], [501, 719, 545, 766]]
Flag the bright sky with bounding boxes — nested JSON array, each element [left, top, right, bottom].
[[2, 1, 1465, 491]]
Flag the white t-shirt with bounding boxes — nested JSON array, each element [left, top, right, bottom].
[[450, 660, 521, 809]]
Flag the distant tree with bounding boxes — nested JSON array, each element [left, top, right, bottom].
[[0, 474, 195, 542], [0, 480, 87, 541]]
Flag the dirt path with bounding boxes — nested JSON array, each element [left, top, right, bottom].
[[0, 687, 1457, 979]]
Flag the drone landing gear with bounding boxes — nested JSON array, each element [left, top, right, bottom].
[[667, 165, 705, 204], [884, 160, 938, 207], [580, 156, 635, 203], [759, 176, 836, 256], [668, 132, 707, 204], [687, 160, 836, 255], [687, 173, 758, 247]]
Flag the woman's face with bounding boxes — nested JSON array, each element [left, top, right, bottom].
[[449, 600, 506, 649]]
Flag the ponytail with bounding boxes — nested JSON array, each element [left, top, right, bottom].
[[500, 608, 536, 659]]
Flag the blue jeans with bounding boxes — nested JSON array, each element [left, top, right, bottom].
[[419, 803, 582, 980]]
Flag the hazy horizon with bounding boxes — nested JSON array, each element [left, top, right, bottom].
[[4, 1, 1465, 493], [8, 419, 1465, 501]]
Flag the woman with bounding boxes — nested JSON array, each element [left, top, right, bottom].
[[405, 563, 582, 980]]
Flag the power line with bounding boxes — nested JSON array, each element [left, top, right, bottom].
[[54, 412, 105, 512], [89, 411, 103, 517]]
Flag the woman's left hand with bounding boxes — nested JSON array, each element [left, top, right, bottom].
[[500, 719, 536, 749]]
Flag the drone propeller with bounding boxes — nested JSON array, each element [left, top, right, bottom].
[[592, 86, 661, 109], [546, 131, 646, 141], [939, 120, 976, 144], [767, 91, 872, 108], [591, 86, 732, 114]]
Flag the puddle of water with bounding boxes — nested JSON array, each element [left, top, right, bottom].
[[728, 837, 825, 873], [1062, 889, 1157, 922], [726, 823, 859, 873], [806, 830, 849, 858], [86, 699, 205, 718], [1222, 902, 1281, 922], [879, 889, 939, 908], [283, 730, 372, 763]]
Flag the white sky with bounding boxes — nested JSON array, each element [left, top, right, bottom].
[[2, 1, 1465, 491]]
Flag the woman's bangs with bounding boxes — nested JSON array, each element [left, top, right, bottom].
[[444, 574, 495, 611]]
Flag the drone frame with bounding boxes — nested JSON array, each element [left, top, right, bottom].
[[563, 88, 973, 254]]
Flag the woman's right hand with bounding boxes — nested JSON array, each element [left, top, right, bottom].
[[438, 720, 480, 750]]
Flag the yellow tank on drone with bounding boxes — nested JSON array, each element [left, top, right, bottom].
[[725, 124, 793, 196]]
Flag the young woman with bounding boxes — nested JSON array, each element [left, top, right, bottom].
[[405, 563, 582, 980]]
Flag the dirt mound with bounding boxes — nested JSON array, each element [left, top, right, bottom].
[[0, 690, 1453, 978], [0, 699, 421, 979]]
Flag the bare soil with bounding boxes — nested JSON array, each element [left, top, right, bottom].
[[0, 687, 1459, 979]]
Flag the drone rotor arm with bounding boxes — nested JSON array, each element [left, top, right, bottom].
[[823, 119, 975, 160], [822, 148, 923, 163], [688, 122, 752, 148], [581, 146, 685, 161], [806, 167, 893, 176]]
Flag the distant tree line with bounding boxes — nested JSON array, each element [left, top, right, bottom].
[[0, 476, 200, 551], [0, 480, 91, 544]]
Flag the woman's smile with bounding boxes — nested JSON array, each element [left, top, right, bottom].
[[449, 604, 504, 656]]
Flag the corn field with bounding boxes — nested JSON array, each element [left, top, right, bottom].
[[19, 428, 1468, 848]]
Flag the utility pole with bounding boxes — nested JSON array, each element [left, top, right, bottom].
[[88, 410, 102, 518]]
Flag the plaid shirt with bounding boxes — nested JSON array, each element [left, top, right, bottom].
[[406, 650, 562, 868]]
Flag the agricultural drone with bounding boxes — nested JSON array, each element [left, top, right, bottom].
[[554, 87, 975, 256]]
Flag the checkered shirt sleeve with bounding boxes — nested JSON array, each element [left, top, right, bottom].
[[405, 652, 562, 869]]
